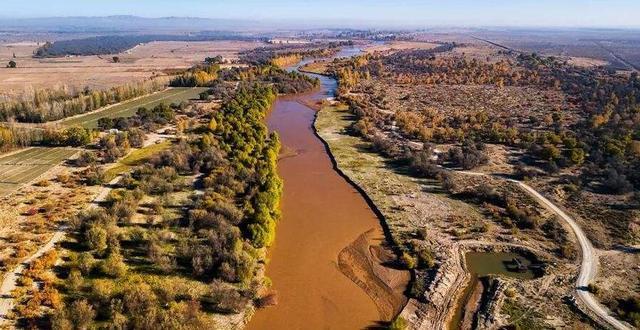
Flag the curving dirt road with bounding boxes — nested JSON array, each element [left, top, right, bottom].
[[515, 181, 630, 330], [460, 170, 630, 329], [0, 175, 121, 324]]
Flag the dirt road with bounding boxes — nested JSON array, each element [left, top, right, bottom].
[[460, 170, 630, 329], [515, 181, 630, 330], [0, 175, 121, 324]]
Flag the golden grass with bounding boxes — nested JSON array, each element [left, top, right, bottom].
[[104, 141, 172, 181]]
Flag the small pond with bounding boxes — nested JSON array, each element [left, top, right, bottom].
[[465, 251, 541, 280], [449, 251, 543, 330]]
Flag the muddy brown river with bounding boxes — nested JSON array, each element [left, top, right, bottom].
[[248, 50, 392, 329]]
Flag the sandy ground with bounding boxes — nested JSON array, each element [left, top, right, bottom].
[[0, 40, 262, 97], [364, 41, 440, 54], [337, 229, 410, 320], [567, 56, 610, 68]]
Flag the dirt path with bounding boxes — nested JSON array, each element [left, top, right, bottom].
[[0, 175, 121, 324], [593, 41, 639, 72], [460, 171, 630, 330], [515, 180, 630, 330]]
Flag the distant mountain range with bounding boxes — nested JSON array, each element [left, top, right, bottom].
[[0, 15, 266, 33]]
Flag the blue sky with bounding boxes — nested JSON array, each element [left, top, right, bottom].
[[3, 0, 640, 28]]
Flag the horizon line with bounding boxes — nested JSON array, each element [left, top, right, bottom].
[[1, 15, 640, 30]]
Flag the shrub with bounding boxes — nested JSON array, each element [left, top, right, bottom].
[[417, 247, 436, 268], [255, 292, 278, 308], [86, 226, 108, 252], [389, 316, 409, 330], [68, 299, 96, 329], [67, 269, 83, 292], [16, 276, 33, 287], [34, 179, 50, 187], [587, 283, 600, 294], [603, 168, 633, 194], [205, 280, 249, 313], [77, 252, 95, 275], [100, 252, 128, 278], [401, 251, 418, 269], [76, 151, 98, 167]]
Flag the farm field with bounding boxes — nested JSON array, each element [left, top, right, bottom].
[[0, 147, 78, 197], [59, 87, 208, 128], [0, 40, 262, 97]]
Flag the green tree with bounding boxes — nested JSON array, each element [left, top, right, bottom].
[[101, 252, 128, 278], [570, 148, 585, 165], [86, 225, 108, 252], [540, 144, 561, 161], [64, 126, 91, 146], [7, 60, 16, 68], [68, 299, 96, 329]]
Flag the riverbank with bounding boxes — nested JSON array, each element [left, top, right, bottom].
[[248, 93, 400, 328], [315, 104, 595, 329]]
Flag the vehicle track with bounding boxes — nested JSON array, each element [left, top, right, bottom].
[[460, 171, 630, 330], [0, 175, 122, 324]]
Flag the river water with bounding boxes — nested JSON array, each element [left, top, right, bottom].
[[247, 48, 389, 329]]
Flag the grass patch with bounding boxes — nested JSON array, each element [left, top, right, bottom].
[[501, 299, 545, 330], [104, 141, 172, 181]]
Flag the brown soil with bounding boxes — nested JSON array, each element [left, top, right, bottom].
[[460, 279, 484, 329], [0, 40, 261, 97], [338, 229, 410, 320]]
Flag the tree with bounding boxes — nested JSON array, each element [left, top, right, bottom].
[[86, 225, 108, 252], [67, 269, 83, 292], [570, 148, 585, 165], [100, 252, 128, 278], [68, 299, 96, 329], [7, 60, 16, 68], [64, 126, 91, 146], [112, 56, 120, 63]]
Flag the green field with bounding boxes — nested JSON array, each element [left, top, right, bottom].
[[103, 141, 172, 181], [0, 147, 78, 197], [60, 87, 208, 129]]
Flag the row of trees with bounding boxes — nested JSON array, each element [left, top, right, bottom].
[[51, 83, 282, 327], [0, 79, 167, 123], [343, 48, 640, 194], [240, 43, 346, 65], [169, 64, 220, 87]]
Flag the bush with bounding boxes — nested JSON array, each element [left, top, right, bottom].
[[587, 283, 600, 294], [417, 247, 436, 268], [409, 149, 441, 178], [389, 316, 409, 330], [616, 296, 640, 327], [75, 151, 97, 167], [204, 281, 249, 313], [401, 251, 418, 269], [76, 252, 95, 275], [603, 168, 633, 194], [68, 299, 96, 329], [100, 252, 128, 278], [83, 166, 105, 186], [448, 142, 488, 170], [86, 226, 108, 252], [67, 269, 83, 292]]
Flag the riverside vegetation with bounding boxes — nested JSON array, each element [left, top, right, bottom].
[[314, 41, 640, 328], [3, 57, 321, 328]]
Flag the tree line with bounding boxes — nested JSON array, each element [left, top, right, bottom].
[[0, 78, 167, 123], [33, 33, 257, 58], [47, 85, 283, 328]]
